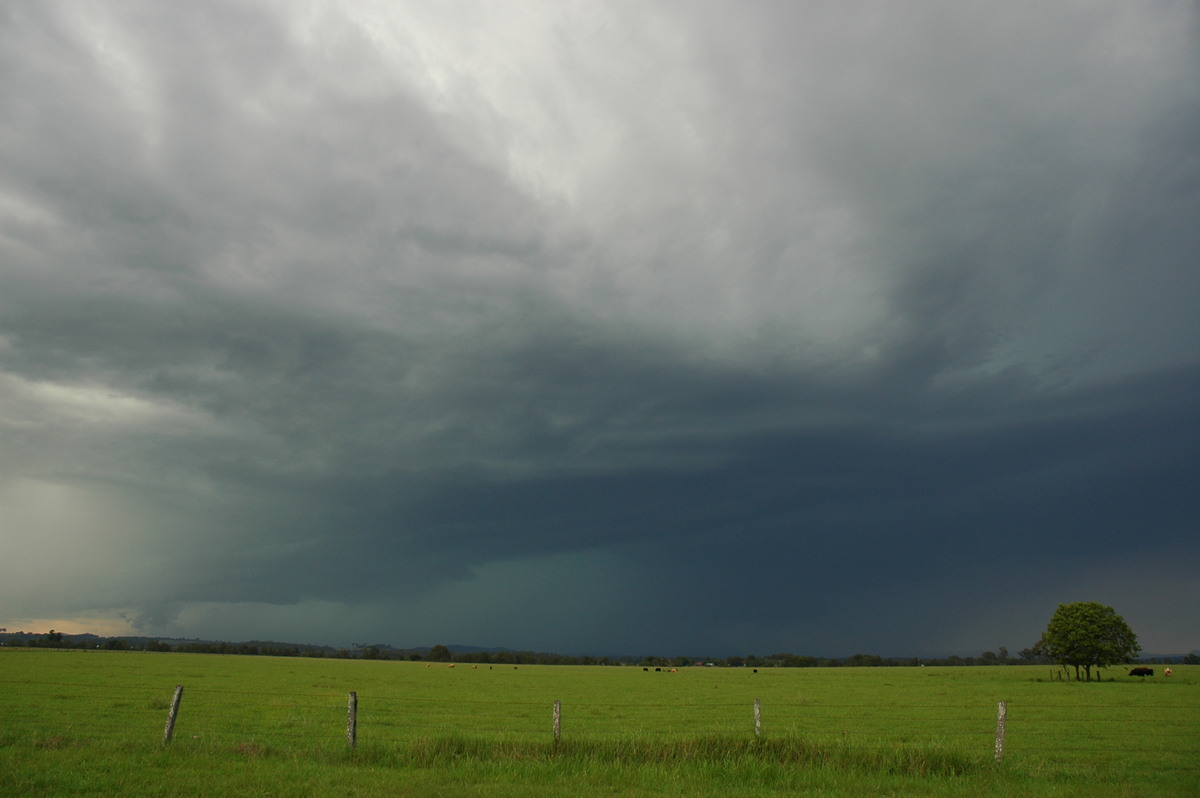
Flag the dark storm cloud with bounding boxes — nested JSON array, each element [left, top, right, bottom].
[[2, 1, 1197, 655]]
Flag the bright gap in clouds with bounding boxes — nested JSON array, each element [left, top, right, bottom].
[[324, 1, 897, 365]]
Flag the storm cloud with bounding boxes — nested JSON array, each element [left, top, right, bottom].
[[2, 0, 1198, 657]]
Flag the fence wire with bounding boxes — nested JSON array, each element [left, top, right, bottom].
[[0, 675, 1196, 774]]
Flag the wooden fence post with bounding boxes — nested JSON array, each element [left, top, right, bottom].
[[552, 699, 562, 743], [754, 698, 762, 739], [347, 692, 358, 748], [994, 700, 1007, 762], [162, 685, 183, 744]]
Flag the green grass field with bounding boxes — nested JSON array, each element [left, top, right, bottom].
[[1, 648, 1196, 796]]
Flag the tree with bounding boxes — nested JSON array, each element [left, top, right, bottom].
[[1018, 645, 1048, 664], [1040, 602, 1140, 681], [427, 644, 452, 662]]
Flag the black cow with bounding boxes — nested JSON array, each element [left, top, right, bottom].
[[1128, 667, 1154, 677]]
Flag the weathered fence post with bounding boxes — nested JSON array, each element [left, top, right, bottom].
[[162, 685, 184, 744], [552, 699, 562, 743], [994, 700, 1007, 762], [754, 698, 762, 739], [346, 691, 358, 748]]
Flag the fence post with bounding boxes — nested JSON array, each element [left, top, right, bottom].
[[994, 700, 1007, 762], [162, 685, 184, 744], [552, 699, 562, 743], [754, 698, 762, 739], [347, 691, 358, 748]]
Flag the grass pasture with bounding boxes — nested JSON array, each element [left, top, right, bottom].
[[0, 648, 1196, 796]]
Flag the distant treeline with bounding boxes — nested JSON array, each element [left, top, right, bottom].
[[3, 631, 1197, 666]]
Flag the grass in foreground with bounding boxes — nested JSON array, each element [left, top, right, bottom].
[[1, 650, 1196, 796], [3, 731, 1195, 798]]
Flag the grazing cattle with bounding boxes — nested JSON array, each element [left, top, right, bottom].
[[447, 663, 456, 668], [1128, 667, 1154, 677], [1164, 667, 1173, 677], [643, 667, 649, 672]]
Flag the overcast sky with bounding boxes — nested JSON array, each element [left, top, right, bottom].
[[2, 1, 1198, 658]]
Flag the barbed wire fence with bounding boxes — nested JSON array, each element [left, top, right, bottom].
[[0, 676, 1196, 775]]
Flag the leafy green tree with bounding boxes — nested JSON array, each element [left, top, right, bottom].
[[1018, 645, 1048, 664], [428, 644, 452, 662], [1040, 602, 1140, 681]]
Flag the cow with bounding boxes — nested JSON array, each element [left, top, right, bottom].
[[1128, 667, 1154, 677], [1164, 667, 1173, 677]]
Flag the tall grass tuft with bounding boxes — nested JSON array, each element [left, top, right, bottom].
[[359, 734, 981, 776]]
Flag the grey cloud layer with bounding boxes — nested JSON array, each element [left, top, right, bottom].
[[2, 1, 1197, 655]]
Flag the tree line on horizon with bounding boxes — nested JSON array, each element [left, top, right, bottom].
[[3, 629, 1195, 667]]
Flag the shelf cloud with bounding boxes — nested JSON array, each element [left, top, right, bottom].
[[2, 0, 1198, 656]]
